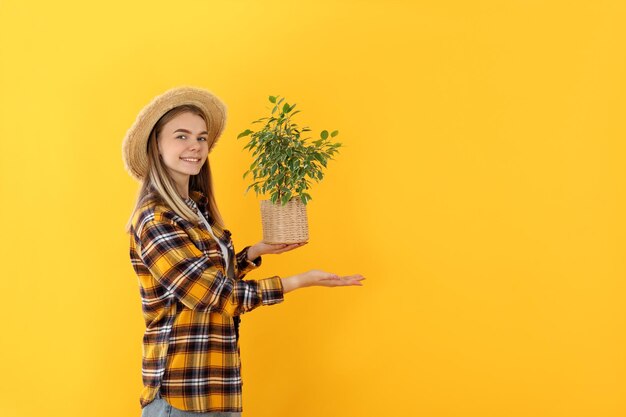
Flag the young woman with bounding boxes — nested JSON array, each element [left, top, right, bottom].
[[122, 86, 365, 417]]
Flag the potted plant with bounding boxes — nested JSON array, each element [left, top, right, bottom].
[[237, 95, 342, 244]]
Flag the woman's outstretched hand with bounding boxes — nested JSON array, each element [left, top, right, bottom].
[[249, 241, 308, 260], [302, 269, 366, 287], [281, 269, 366, 293]]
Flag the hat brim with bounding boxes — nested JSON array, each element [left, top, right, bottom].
[[122, 85, 227, 182]]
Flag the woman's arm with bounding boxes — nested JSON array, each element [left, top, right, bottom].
[[137, 216, 283, 316], [280, 275, 304, 294]]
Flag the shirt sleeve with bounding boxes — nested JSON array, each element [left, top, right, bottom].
[[137, 216, 284, 316], [235, 245, 263, 279]]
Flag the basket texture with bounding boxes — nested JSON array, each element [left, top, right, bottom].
[[260, 198, 309, 244]]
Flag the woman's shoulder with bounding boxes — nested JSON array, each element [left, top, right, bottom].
[[137, 192, 167, 214], [131, 194, 181, 235]]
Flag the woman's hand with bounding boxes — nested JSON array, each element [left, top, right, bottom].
[[299, 269, 366, 288], [249, 241, 308, 260], [281, 270, 365, 294]]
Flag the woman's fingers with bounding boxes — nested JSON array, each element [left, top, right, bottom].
[[346, 275, 365, 286], [267, 241, 308, 254], [318, 274, 366, 287]]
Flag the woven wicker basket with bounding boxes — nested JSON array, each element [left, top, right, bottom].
[[260, 198, 309, 244]]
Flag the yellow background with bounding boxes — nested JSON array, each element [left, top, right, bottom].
[[1, 1, 624, 416]]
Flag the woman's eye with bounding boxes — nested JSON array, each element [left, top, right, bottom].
[[176, 135, 207, 141]]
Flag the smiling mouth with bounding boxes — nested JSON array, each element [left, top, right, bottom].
[[180, 157, 201, 163]]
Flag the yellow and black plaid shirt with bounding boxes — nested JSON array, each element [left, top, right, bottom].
[[129, 190, 284, 412]]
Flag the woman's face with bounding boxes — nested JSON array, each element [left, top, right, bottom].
[[157, 111, 210, 189]]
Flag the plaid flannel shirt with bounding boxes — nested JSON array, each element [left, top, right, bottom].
[[129, 190, 284, 412]]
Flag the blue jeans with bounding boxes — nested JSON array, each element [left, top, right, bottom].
[[141, 391, 243, 417]]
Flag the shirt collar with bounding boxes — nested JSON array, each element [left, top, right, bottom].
[[189, 190, 209, 210], [188, 190, 230, 239], [183, 197, 197, 211]]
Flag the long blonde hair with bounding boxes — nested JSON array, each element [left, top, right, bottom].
[[124, 104, 226, 234]]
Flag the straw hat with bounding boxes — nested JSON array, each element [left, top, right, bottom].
[[122, 85, 227, 181]]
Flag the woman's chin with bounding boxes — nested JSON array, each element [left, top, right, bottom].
[[178, 165, 202, 175]]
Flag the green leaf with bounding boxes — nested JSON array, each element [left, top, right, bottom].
[[237, 129, 252, 139], [283, 103, 290, 113], [312, 153, 326, 165], [281, 191, 292, 205], [301, 193, 312, 204], [321, 130, 329, 139], [269, 96, 276, 103], [331, 130, 339, 137]]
